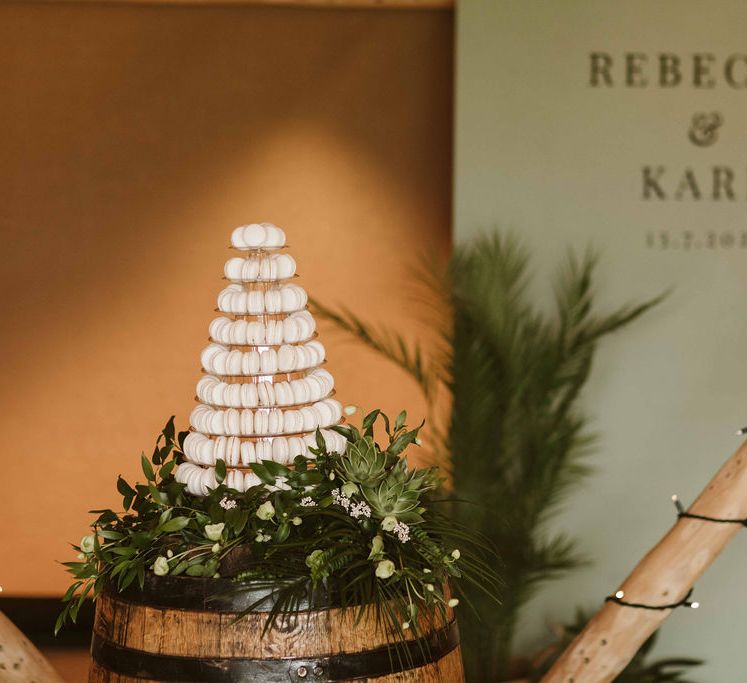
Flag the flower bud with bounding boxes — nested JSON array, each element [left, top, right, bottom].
[[152, 556, 169, 576], [255, 501, 275, 521], [204, 523, 225, 541], [375, 559, 396, 579]]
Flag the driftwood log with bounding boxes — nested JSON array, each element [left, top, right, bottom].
[[0, 611, 67, 683], [542, 439, 747, 683]]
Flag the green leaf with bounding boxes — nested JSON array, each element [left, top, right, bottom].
[[387, 424, 422, 457], [250, 463, 276, 485], [262, 460, 290, 477], [141, 454, 155, 481], [159, 461, 176, 480], [171, 560, 189, 576], [163, 416, 176, 444], [274, 523, 290, 543], [177, 430, 189, 451], [62, 581, 83, 603], [215, 459, 227, 484], [186, 563, 205, 577], [117, 476, 136, 497], [99, 530, 124, 541], [160, 516, 190, 533]]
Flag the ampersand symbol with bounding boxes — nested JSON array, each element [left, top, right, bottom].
[[688, 112, 724, 147]]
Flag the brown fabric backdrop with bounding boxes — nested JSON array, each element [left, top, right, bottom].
[[0, 2, 452, 595]]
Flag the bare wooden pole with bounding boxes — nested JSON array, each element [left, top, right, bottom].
[[0, 611, 67, 683], [541, 439, 747, 683]]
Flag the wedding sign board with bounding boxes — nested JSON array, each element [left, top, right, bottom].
[[455, 2, 747, 679]]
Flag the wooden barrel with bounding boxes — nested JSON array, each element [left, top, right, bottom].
[[88, 574, 465, 682]]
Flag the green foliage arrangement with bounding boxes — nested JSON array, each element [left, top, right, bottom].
[[528, 608, 703, 682], [59, 411, 498, 644], [312, 231, 665, 680]]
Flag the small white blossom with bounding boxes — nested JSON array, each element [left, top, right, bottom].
[[425, 583, 434, 592], [451, 549, 461, 560], [219, 496, 237, 510], [448, 598, 460, 608], [292, 516, 302, 526], [349, 501, 372, 519], [332, 488, 351, 510], [211, 543, 221, 554], [402, 621, 410, 630], [166, 549, 174, 558], [343, 405, 358, 416], [394, 521, 410, 543], [300, 497, 316, 507], [255, 532, 272, 542]]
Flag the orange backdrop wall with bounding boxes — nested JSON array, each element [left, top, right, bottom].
[[0, 2, 452, 595]]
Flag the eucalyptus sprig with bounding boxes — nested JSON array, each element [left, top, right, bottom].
[[59, 411, 499, 644]]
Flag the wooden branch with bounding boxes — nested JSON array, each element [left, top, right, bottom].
[[0, 611, 67, 683], [12, 0, 454, 8], [542, 439, 747, 683]]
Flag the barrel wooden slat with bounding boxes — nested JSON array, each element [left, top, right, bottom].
[[89, 575, 464, 682], [89, 648, 463, 682]]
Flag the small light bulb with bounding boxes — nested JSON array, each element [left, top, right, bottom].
[[615, 590, 625, 599], [691, 601, 700, 609]]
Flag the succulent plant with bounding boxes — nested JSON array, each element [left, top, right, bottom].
[[335, 437, 388, 488], [362, 471, 424, 523]]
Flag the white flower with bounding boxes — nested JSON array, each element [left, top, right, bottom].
[[402, 621, 410, 630], [448, 598, 460, 608], [152, 556, 169, 576], [166, 549, 174, 558], [341, 481, 358, 498], [76, 553, 85, 560], [255, 532, 271, 543], [375, 559, 396, 580], [204, 523, 225, 541], [265, 476, 291, 493], [381, 516, 397, 532], [219, 496, 237, 510], [80, 535, 95, 554], [394, 521, 410, 543], [425, 583, 434, 592], [332, 488, 351, 510], [343, 405, 358, 416], [423, 568, 432, 574], [292, 517, 302, 526], [211, 543, 221, 554], [256, 501, 275, 521], [300, 497, 316, 507], [350, 501, 372, 519], [451, 549, 461, 560]]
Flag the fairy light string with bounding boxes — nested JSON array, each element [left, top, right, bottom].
[[605, 587, 699, 611], [604, 428, 747, 613]]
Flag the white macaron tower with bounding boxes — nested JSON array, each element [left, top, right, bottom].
[[176, 223, 346, 496]]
